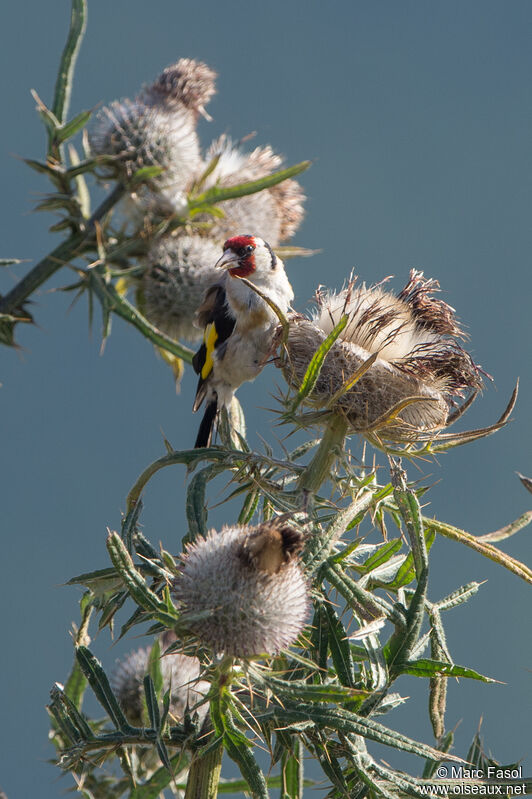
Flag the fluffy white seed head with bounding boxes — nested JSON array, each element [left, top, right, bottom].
[[173, 523, 309, 657], [89, 59, 216, 216], [281, 272, 483, 440], [196, 135, 305, 246], [90, 98, 201, 192], [141, 234, 221, 342], [111, 647, 209, 726]]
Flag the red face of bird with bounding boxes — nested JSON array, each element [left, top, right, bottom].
[[215, 235, 277, 278]]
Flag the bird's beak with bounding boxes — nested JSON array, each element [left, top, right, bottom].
[[214, 249, 240, 270]]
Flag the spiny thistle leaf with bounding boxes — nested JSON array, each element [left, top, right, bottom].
[[423, 515, 532, 585], [211, 700, 269, 799], [56, 108, 92, 143], [23, 157, 62, 177], [516, 472, 532, 496], [325, 604, 356, 689], [304, 490, 376, 572], [185, 464, 225, 543], [66, 566, 129, 595], [289, 314, 348, 413], [75, 645, 133, 732], [355, 539, 403, 575], [249, 667, 368, 703], [391, 463, 427, 579], [398, 659, 498, 683], [272, 704, 465, 763], [325, 562, 399, 625], [51, 0, 87, 128], [0, 258, 26, 266], [383, 529, 435, 590], [189, 160, 311, 209], [281, 738, 304, 799], [477, 509, 532, 543], [106, 531, 178, 623], [238, 488, 261, 525], [50, 683, 94, 742], [435, 581, 482, 612]]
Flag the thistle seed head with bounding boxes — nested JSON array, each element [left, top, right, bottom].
[[141, 234, 222, 342], [173, 522, 309, 657], [268, 177, 306, 241], [282, 271, 483, 440], [111, 646, 209, 726], [89, 98, 201, 199], [141, 58, 217, 117], [197, 135, 306, 245]]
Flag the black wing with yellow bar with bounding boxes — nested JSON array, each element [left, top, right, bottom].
[[192, 284, 236, 412]]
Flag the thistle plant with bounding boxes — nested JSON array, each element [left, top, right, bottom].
[[49, 282, 530, 797], [52, 405, 532, 798], [4, 3, 531, 799], [0, 0, 310, 376]]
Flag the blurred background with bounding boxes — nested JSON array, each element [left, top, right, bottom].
[[1, 1, 530, 796]]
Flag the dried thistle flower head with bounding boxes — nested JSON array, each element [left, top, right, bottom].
[[173, 521, 309, 657], [141, 234, 221, 342], [90, 99, 201, 195], [197, 135, 305, 245], [89, 58, 216, 211], [111, 646, 208, 726], [140, 58, 217, 118], [281, 271, 483, 441]]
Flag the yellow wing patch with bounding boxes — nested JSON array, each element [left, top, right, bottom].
[[201, 322, 218, 380]]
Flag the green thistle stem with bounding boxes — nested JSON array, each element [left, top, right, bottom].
[[297, 413, 349, 496], [185, 658, 233, 799], [0, 183, 125, 316], [89, 272, 194, 363], [51, 0, 87, 131], [184, 737, 223, 799]]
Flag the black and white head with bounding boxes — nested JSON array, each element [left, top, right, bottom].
[[214, 234, 294, 309], [215, 235, 278, 278]]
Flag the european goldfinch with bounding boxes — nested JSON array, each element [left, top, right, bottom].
[[192, 235, 293, 447]]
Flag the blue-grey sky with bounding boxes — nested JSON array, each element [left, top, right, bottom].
[[1, 2, 531, 796]]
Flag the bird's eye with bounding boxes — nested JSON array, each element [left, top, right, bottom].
[[245, 244, 254, 253]]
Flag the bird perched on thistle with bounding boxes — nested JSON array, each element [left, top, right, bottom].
[[192, 234, 293, 447]]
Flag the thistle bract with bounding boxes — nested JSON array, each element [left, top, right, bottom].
[[282, 271, 483, 441]]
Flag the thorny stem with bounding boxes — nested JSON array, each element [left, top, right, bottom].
[[297, 413, 349, 497], [184, 656, 234, 799], [184, 737, 223, 799], [50, 0, 87, 129], [89, 272, 194, 363], [126, 447, 303, 512], [0, 183, 125, 316]]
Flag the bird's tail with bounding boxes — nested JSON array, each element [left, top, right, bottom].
[[194, 397, 218, 448]]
